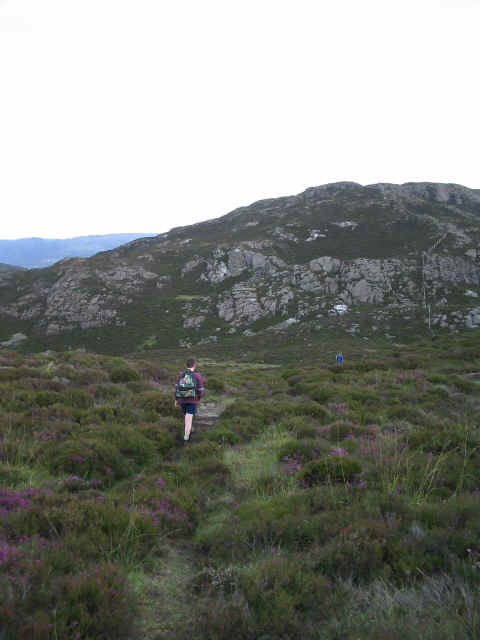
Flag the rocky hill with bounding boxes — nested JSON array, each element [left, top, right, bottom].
[[0, 181, 479, 353]]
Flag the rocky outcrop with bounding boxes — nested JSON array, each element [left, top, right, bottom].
[[1, 180, 480, 348], [0, 332, 27, 347]]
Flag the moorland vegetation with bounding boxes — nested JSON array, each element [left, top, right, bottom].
[[1, 331, 480, 639]]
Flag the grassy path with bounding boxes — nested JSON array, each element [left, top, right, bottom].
[[133, 544, 195, 639], [131, 402, 294, 638], [131, 401, 225, 639]]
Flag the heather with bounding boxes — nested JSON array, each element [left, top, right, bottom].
[[0, 332, 480, 638]]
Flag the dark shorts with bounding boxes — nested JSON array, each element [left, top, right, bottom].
[[181, 403, 197, 416]]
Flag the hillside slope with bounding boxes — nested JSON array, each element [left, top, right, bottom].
[[0, 182, 479, 353]]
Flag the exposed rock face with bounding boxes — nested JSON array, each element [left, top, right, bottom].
[[0, 332, 27, 347], [1, 180, 480, 349], [2, 261, 158, 335]]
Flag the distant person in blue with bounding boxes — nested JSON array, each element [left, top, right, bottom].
[[336, 352, 343, 366]]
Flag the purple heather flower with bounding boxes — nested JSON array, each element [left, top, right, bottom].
[[331, 447, 349, 457]]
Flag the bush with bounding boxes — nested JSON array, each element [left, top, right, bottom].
[[279, 416, 318, 439], [407, 426, 475, 454], [42, 438, 131, 483], [328, 421, 376, 441], [181, 440, 221, 461], [62, 389, 94, 409], [191, 457, 232, 492], [453, 376, 477, 394], [207, 376, 225, 392], [387, 405, 425, 424], [100, 425, 156, 466], [138, 424, 177, 455], [297, 402, 331, 422], [278, 439, 328, 464], [137, 391, 178, 417], [213, 416, 266, 442], [110, 367, 139, 383], [88, 405, 137, 424], [55, 564, 136, 639], [299, 456, 362, 486], [204, 427, 241, 445], [93, 383, 124, 400], [0, 555, 137, 640], [194, 493, 321, 558], [240, 556, 328, 636]]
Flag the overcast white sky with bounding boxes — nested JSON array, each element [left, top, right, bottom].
[[0, 0, 478, 240]]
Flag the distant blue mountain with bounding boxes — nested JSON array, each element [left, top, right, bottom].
[[0, 234, 157, 269]]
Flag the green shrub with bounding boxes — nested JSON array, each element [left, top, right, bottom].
[[214, 415, 266, 442], [54, 564, 136, 639], [137, 391, 178, 417], [181, 440, 221, 461], [42, 438, 131, 483], [308, 386, 335, 403], [278, 439, 329, 464], [100, 425, 156, 466], [348, 389, 380, 407], [299, 456, 362, 486], [207, 376, 225, 392], [194, 493, 321, 558], [387, 405, 425, 424], [138, 424, 177, 455], [427, 374, 450, 385], [240, 556, 328, 636], [189, 593, 255, 640], [62, 389, 94, 409], [0, 462, 32, 487], [281, 368, 301, 381], [453, 376, 477, 393], [94, 383, 124, 400], [110, 367, 139, 383], [252, 471, 291, 496], [88, 405, 137, 424], [3, 390, 60, 411], [190, 457, 232, 492], [125, 380, 150, 393], [297, 402, 331, 422], [204, 427, 241, 445], [309, 518, 394, 580], [328, 421, 376, 441], [407, 426, 475, 454], [221, 401, 269, 424]]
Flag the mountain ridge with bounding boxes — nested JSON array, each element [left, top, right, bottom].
[[0, 181, 479, 353]]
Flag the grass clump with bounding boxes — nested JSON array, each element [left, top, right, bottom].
[[299, 456, 362, 486]]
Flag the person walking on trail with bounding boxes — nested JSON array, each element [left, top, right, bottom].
[[336, 352, 343, 366], [174, 358, 204, 443]]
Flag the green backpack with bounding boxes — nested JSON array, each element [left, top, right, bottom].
[[175, 370, 197, 399]]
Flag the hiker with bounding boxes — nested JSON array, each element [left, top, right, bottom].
[[336, 352, 343, 366], [174, 358, 204, 442]]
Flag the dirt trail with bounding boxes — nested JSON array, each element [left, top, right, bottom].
[[194, 401, 225, 431], [134, 401, 225, 638]]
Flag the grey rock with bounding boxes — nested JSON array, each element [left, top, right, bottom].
[[1, 332, 27, 347], [184, 315, 206, 329]]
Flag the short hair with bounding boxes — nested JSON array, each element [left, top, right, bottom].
[[186, 358, 196, 368]]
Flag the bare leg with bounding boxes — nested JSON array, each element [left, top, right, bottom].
[[184, 413, 193, 440]]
